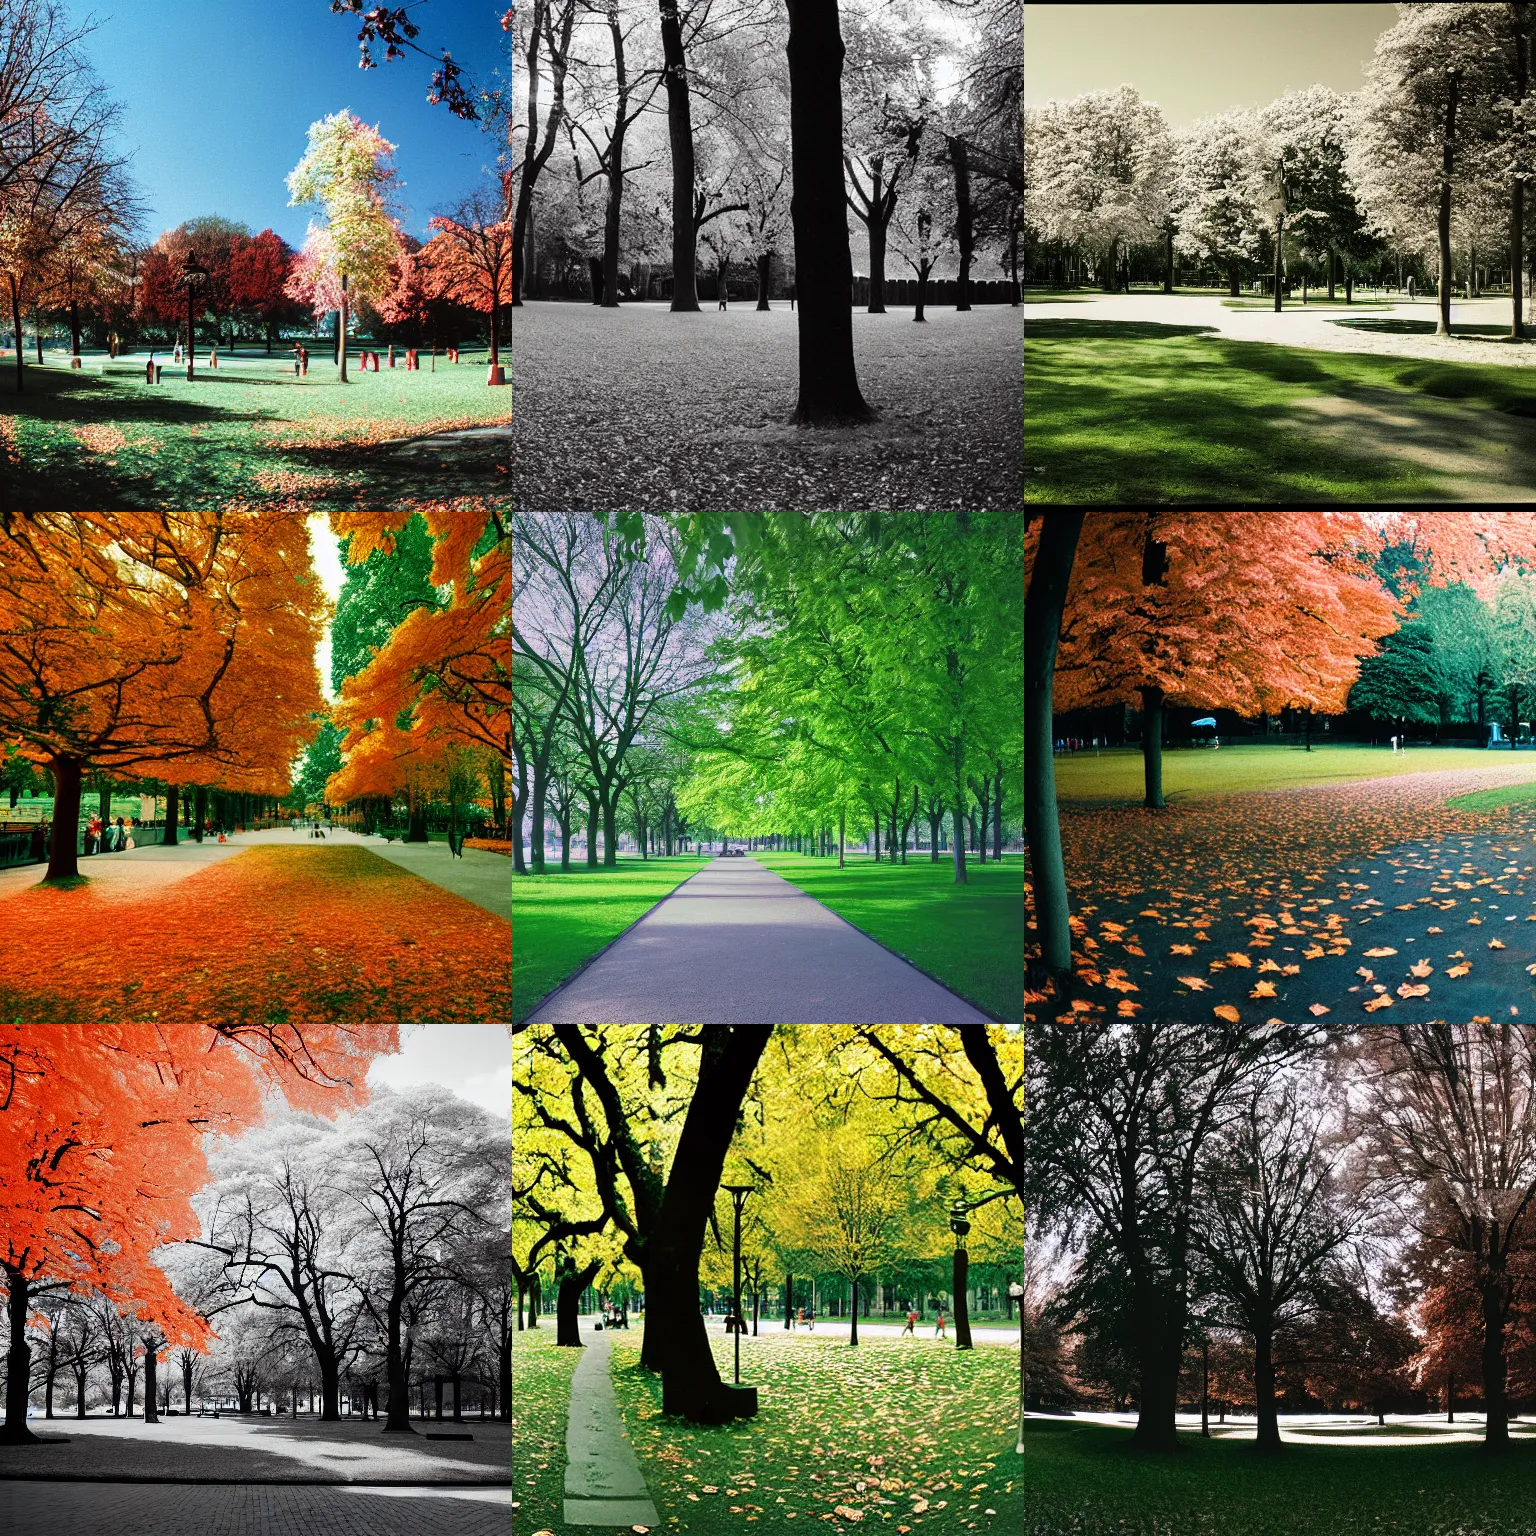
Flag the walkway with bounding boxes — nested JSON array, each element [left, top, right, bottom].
[[525, 856, 992, 1023], [562, 1325, 659, 1529], [1027, 291, 1536, 367], [0, 828, 508, 922]]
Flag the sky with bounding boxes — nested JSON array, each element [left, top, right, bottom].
[[305, 514, 345, 702], [65, 0, 509, 247], [1024, 4, 1401, 127], [367, 1023, 511, 1121]]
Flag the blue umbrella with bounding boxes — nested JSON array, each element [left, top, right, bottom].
[[1191, 717, 1218, 728]]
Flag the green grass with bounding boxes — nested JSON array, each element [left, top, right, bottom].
[[1446, 774, 1536, 810], [1024, 1417, 1536, 1535], [605, 1328, 1021, 1535], [754, 852, 1023, 1022], [1051, 744, 1536, 804], [1023, 323, 1536, 502], [511, 854, 706, 1022], [1, 346, 507, 509], [511, 1325, 579, 1536]]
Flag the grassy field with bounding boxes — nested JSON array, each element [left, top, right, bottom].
[[754, 852, 1023, 1022], [1023, 322, 1536, 502], [510, 1326, 579, 1536], [511, 854, 706, 1022], [1447, 775, 1536, 810], [0, 346, 508, 509], [1051, 744, 1536, 803], [1025, 1417, 1536, 1536], [606, 1329, 1022, 1536], [511, 302, 1020, 511]]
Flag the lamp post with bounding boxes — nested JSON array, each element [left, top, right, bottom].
[[722, 1183, 755, 1385], [1008, 1281, 1024, 1454], [179, 251, 208, 382], [949, 1199, 973, 1351]]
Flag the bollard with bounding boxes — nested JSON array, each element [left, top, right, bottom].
[[388, 344, 396, 368], [146, 358, 155, 384], [155, 365, 163, 384], [69, 355, 81, 369], [487, 362, 506, 386], [210, 348, 218, 369]]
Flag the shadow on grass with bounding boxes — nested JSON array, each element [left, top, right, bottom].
[[1025, 319, 1219, 341], [1330, 318, 1525, 337]]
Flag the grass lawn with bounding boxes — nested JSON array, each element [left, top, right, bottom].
[[607, 1329, 1021, 1535], [754, 852, 1023, 1022], [0, 846, 509, 1022], [512, 854, 707, 1022], [511, 302, 1020, 511], [1448, 774, 1536, 810], [1024, 1417, 1536, 1536], [511, 1326, 579, 1536], [1023, 322, 1536, 502], [1051, 744, 1536, 804], [0, 347, 508, 509]]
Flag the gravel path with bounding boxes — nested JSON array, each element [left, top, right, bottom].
[[1026, 292, 1536, 366], [525, 855, 993, 1024]]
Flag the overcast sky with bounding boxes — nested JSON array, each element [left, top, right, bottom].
[[1025, 4, 1400, 127], [367, 1024, 511, 1121]]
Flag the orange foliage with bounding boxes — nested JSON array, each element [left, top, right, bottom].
[[0, 1021, 396, 1348], [0, 512, 327, 791], [0, 846, 509, 1023], [1050, 513, 1400, 716], [326, 510, 509, 804]]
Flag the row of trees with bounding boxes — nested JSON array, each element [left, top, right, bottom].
[[4, 1084, 512, 1430], [513, 513, 1022, 885], [513, 1024, 1022, 1421], [1025, 512, 1536, 986], [1026, 1021, 1536, 1454], [1025, 5, 1536, 336], [0, 511, 509, 885]]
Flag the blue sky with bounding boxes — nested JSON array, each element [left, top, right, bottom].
[[67, 0, 509, 246]]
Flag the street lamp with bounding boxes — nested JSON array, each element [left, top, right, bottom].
[[722, 1183, 755, 1386], [949, 1199, 973, 1351], [1008, 1281, 1024, 1454], [179, 251, 208, 382]]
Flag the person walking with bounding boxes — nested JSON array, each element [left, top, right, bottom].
[[901, 1309, 918, 1338], [934, 1309, 946, 1340], [113, 816, 127, 851], [795, 1307, 804, 1331]]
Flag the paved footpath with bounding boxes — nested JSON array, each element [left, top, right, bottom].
[[0, 1482, 509, 1536], [526, 855, 992, 1023], [562, 1325, 659, 1529]]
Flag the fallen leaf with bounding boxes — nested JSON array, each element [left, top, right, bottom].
[[1364, 947, 1398, 957], [1250, 980, 1278, 998], [1427, 926, 1444, 934], [1489, 939, 1507, 949], [1116, 998, 1141, 1016], [1356, 967, 1376, 982], [1409, 959, 1434, 978], [1170, 943, 1195, 956], [1363, 994, 1394, 1011], [1446, 963, 1472, 978], [1281, 964, 1301, 975], [1178, 975, 1213, 991], [1225, 952, 1252, 968], [1258, 959, 1283, 973], [1304, 946, 1326, 959], [1396, 983, 1430, 998], [1309, 1003, 1331, 1016], [1213, 1004, 1241, 1022]]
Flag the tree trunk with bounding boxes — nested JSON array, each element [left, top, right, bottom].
[[1438, 74, 1459, 338], [45, 755, 84, 881], [339, 275, 350, 380], [193, 784, 207, 843], [951, 141, 973, 310], [1273, 212, 1285, 313], [1254, 1326, 1280, 1452], [850, 1278, 860, 1346], [659, 0, 701, 311], [143, 1342, 159, 1423], [1141, 685, 1166, 809], [1163, 226, 1173, 293], [868, 164, 888, 313], [1327, 244, 1336, 300], [785, 0, 873, 423], [1228, 262, 1239, 299], [756, 251, 771, 310], [1482, 1266, 1510, 1450], [915, 259, 929, 321], [530, 763, 548, 873], [602, 788, 618, 866], [586, 792, 600, 866], [1131, 1291, 1184, 1452], [2, 1267, 36, 1442], [8, 274, 23, 393], [1513, 17, 1528, 340], [601, 11, 628, 312], [1024, 513, 1085, 978]]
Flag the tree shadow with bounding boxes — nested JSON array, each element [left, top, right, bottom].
[[1025, 319, 1219, 341], [1328, 317, 1518, 337]]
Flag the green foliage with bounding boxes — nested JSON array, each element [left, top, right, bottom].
[[331, 512, 437, 689], [510, 1326, 580, 1536], [284, 717, 345, 810]]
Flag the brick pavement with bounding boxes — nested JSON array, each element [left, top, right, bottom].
[[0, 1481, 511, 1536]]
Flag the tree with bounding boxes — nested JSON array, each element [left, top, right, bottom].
[[420, 179, 514, 373], [1050, 512, 1398, 810], [327, 511, 509, 837], [1357, 1023, 1536, 1451], [0, 512, 328, 882], [328, 0, 482, 120], [1492, 575, 1536, 737], [286, 111, 403, 380], [785, 0, 873, 423], [511, 0, 577, 304], [1196, 1076, 1361, 1453], [0, 1021, 396, 1441], [228, 228, 299, 351], [1169, 112, 1267, 295]]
